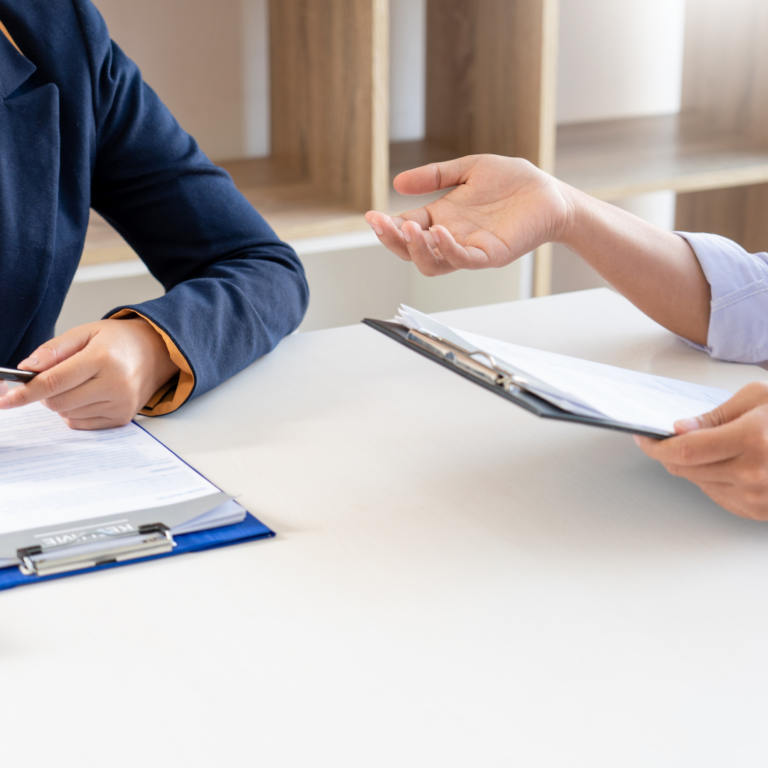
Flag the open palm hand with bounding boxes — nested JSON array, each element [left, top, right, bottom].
[[366, 155, 572, 276]]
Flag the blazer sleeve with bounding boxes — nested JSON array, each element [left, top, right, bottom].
[[73, 0, 309, 412]]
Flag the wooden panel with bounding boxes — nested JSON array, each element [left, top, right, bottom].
[[534, 0, 558, 296], [269, 0, 389, 212], [676, 183, 768, 254], [425, 0, 558, 297], [556, 114, 768, 201], [682, 0, 768, 145], [425, 0, 555, 166]]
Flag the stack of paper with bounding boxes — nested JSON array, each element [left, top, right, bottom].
[[398, 305, 732, 436], [0, 403, 244, 568]]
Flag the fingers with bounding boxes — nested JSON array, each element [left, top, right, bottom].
[[401, 221, 457, 276], [695, 482, 756, 520], [62, 415, 129, 431], [674, 382, 768, 433], [366, 209, 434, 255], [366, 211, 458, 275], [365, 211, 415, 261], [43, 383, 136, 423], [393, 157, 477, 196], [634, 414, 758, 467], [0, 381, 7, 397], [18, 325, 96, 374], [696, 481, 768, 521], [660, 457, 742, 485], [635, 403, 768, 520], [38, 377, 112, 416], [0, 351, 98, 410], [0, 318, 175, 431], [428, 225, 496, 270]]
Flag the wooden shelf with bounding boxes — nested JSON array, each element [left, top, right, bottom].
[[81, 0, 557, 297], [556, 113, 768, 201], [83, 142, 459, 267], [79, 0, 768, 300], [83, 159, 373, 267], [85, 116, 768, 266]]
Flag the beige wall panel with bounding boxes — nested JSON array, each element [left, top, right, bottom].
[[95, 0, 245, 161]]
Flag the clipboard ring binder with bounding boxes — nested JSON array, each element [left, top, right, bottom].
[[17, 523, 175, 578], [364, 318, 674, 441], [406, 329, 528, 393]]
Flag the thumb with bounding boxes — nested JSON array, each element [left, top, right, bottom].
[[17, 324, 97, 373], [393, 156, 477, 196], [674, 382, 768, 434]]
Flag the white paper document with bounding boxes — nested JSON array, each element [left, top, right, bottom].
[[398, 305, 732, 435], [0, 404, 242, 565]]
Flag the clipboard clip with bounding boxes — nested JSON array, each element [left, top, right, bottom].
[[17, 523, 176, 578], [405, 329, 530, 393]]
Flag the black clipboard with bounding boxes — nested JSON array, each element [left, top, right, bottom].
[[362, 319, 670, 440]]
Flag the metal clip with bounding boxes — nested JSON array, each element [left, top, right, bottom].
[[17, 523, 175, 578], [406, 329, 528, 392]]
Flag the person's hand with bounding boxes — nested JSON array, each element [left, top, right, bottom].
[[635, 383, 768, 520], [0, 317, 180, 430], [365, 155, 573, 276]]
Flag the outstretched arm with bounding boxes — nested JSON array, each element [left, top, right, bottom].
[[365, 155, 710, 345], [367, 155, 768, 522]]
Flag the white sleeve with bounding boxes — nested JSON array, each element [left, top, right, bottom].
[[677, 231, 768, 364]]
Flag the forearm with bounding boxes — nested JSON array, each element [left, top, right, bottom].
[[558, 185, 711, 345], [112, 256, 308, 403]]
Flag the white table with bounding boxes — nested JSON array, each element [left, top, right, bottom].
[[3, 289, 768, 767]]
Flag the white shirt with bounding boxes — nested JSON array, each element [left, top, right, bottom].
[[678, 232, 768, 364]]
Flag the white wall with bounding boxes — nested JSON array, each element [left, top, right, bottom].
[[242, 0, 270, 157], [389, 0, 427, 142], [557, 0, 686, 125], [96, 0, 426, 158], [95, 0, 246, 161], [96, 0, 270, 161]]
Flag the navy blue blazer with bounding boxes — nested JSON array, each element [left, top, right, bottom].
[[0, 0, 309, 412]]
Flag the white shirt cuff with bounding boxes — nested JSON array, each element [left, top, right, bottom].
[[676, 231, 768, 364]]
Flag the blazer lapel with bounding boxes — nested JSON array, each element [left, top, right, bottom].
[[0, 30, 60, 362]]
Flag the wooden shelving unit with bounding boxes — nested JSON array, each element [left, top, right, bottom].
[[84, 0, 558, 295], [672, 0, 768, 245], [84, 0, 768, 297], [558, 0, 768, 268], [85, 0, 389, 264], [556, 114, 768, 201]]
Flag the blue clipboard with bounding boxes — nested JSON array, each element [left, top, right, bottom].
[[0, 511, 273, 591]]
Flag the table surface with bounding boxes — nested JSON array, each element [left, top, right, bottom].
[[3, 289, 768, 767]]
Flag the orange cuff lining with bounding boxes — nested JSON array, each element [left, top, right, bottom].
[[0, 21, 20, 53], [109, 309, 195, 416]]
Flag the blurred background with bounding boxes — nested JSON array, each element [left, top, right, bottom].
[[61, 0, 767, 334]]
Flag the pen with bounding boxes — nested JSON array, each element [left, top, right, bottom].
[[0, 367, 37, 383]]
